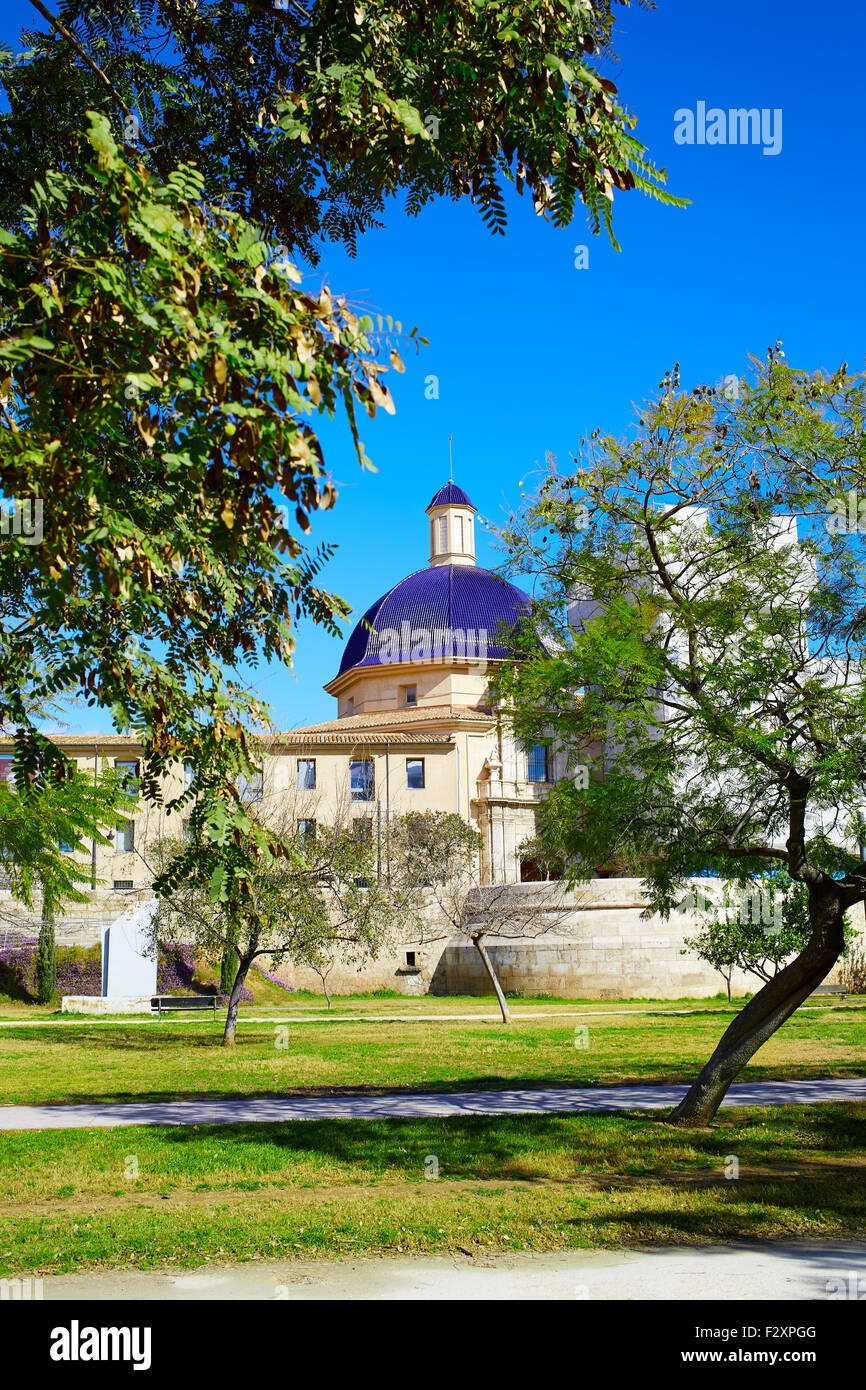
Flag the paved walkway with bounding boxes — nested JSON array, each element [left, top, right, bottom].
[[2, 1076, 864, 1130], [36, 1239, 866, 1301]]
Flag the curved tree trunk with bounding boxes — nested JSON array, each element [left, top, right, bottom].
[[222, 953, 253, 1047], [473, 933, 513, 1023], [665, 891, 846, 1126]]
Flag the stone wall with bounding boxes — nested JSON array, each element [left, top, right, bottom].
[[268, 880, 866, 1001], [4, 877, 862, 1002]]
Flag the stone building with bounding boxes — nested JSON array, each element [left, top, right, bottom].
[[1, 482, 861, 997]]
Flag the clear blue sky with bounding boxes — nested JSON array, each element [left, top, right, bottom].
[[6, 0, 866, 730]]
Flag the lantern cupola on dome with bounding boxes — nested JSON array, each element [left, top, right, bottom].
[[426, 482, 477, 567]]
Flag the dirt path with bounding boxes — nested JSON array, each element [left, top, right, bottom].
[[37, 1240, 866, 1301]]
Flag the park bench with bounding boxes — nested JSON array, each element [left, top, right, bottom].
[[151, 994, 222, 1019], [810, 983, 847, 1002]]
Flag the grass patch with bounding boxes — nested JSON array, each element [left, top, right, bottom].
[[1, 1104, 863, 1275], [0, 1001, 862, 1104]]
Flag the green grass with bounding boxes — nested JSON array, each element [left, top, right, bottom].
[[0, 999, 862, 1105], [1, 1104, 863, 1275]]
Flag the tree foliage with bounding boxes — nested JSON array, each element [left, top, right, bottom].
[[2, 1, 680, 259], [0, 113, 402, 899], [0, 759, 136, 917], [496, 350, 866, 1120], [149, 797, 417, 1042]]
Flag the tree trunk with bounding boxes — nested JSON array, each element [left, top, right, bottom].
[[472, 933, 512, 1023], [665, 890, 846, 1126], [222, 954, 253, 1046], [35, 899, 57, 1005]]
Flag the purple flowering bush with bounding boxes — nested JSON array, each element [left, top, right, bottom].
[[252, 962, 296, 993], [0, 938, 257, 1003]]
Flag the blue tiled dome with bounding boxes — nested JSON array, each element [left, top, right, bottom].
[[427, 482, 476, 511], [336, 565, 532, 677]]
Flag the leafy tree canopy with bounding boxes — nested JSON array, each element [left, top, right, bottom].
[[495, 350, 866, 1120], [2, 1, 679, 258]]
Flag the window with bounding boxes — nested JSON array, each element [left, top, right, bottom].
[[402, 685, 417, 707], [297, 818, 317, 841], [237, 770, 263, 802], [350, 758, 374, 801], [437, 516, 448, 552], [527, 744, 549, 783], [114, 759, 139, 793], [58, 838, 74, 854], [297, 759, 316, 790], [183, 764, 195, 791], [406, 758, 425, 790], [113, 880, 134, 891], [115, 820, 135, 854], [406, 951, 416, 968], [353, 817, 372, 842], [454, 516, 463, 552]]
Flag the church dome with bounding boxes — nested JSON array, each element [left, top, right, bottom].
[[336, 564, 532, 677], [427, 482, 476, 511]]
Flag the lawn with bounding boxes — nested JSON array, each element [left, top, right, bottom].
[[0, 1104, 863, 1275], [0, 998, 862, 1105]]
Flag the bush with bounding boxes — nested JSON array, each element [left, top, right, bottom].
[[840, 944, 866, 994], [0, 937, 253, 1003]]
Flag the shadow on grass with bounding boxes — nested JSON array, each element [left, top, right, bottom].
[[150, 1106, 866, 1185]]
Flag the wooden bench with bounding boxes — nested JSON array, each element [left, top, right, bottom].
[[151, 994, 221, 1018], [811, 983, 847, 1001]]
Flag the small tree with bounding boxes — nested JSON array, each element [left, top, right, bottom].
[[149, 794, 416, 1045], [683, 870, 854, 1000], [310, 953, 336, 1010], [395, 811, 573, 1023], [34, 898, 56, 1003]]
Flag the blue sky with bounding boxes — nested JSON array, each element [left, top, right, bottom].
[[6, 0, 866, 730]]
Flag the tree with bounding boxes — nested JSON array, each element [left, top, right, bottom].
[[310, 952, 336, 1010], [0, 758, 136, 922], [395, 810, 572, 1023], [34, 898, 56, 1003], [1, 2, 681, 921], [0, 113, 401, 902], [2, 2, 680, 257], [681, 868, 853, 1002], [496, 350, 866, 1124], [148, 794, 416, 1044]]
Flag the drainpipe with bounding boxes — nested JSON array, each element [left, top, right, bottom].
[[90, 740, 99, 889], [385, 742, 391, 883]]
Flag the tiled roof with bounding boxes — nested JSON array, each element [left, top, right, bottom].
[[290, 705, 493, 733], [275, 730, 453, 746], [427, 481, 476, 510], [335, 564, 533, 678]]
